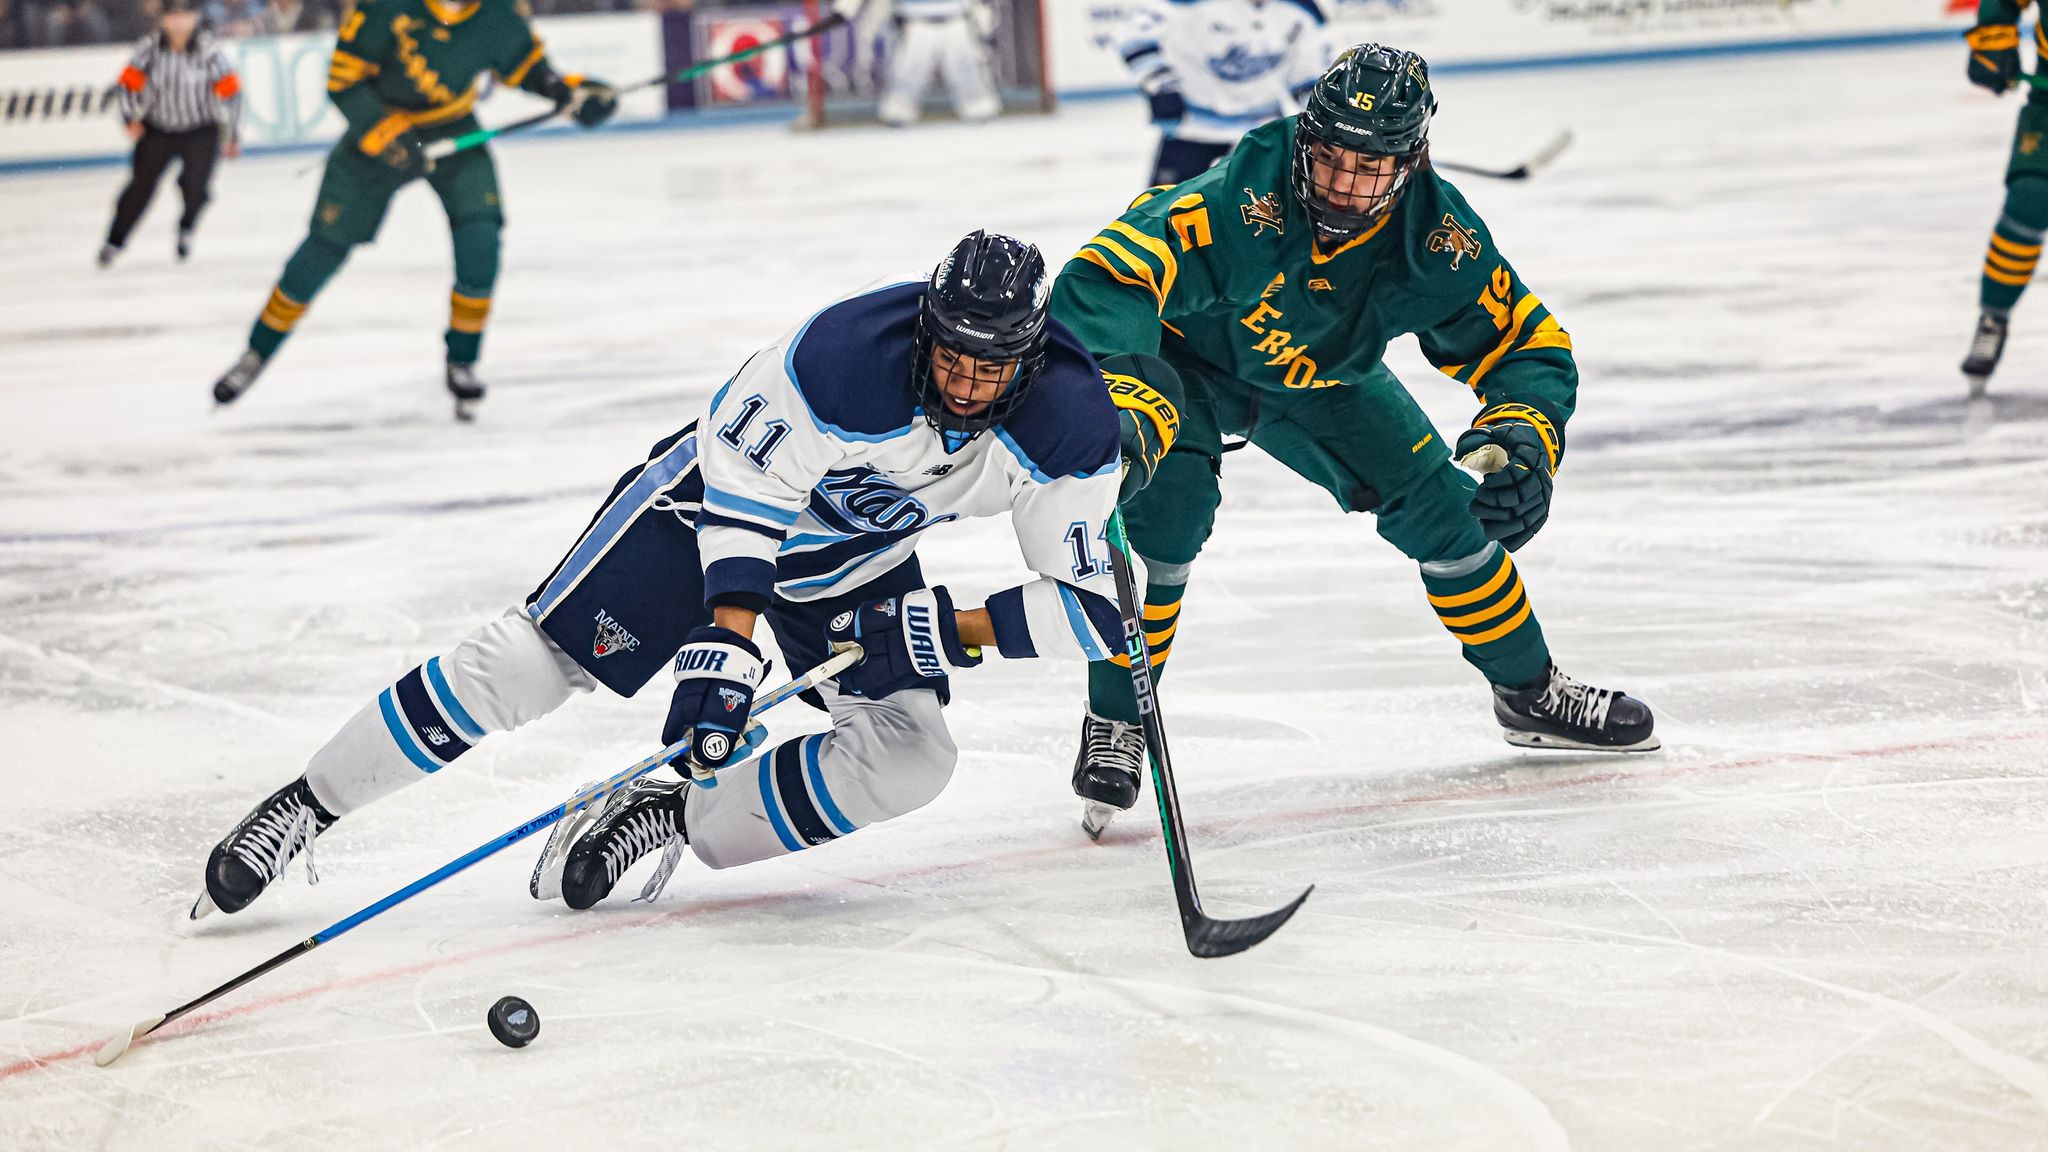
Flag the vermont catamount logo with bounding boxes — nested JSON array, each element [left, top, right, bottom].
[[1427, 213, 1483, 270], [1241, 188, 1285, 237]]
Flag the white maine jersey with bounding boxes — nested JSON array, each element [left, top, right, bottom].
[[693, 278, 1126, 663], [1094, 0, 1331, 144]]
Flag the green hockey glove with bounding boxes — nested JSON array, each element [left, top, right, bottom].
[[1968, 24, 2023, 94], [1456, 423, 1554, 552]]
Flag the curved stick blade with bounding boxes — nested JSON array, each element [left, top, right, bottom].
[[1185, 885, 1314, 959], [94, 1015, 164, 1068]]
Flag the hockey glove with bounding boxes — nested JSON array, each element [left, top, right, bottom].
[[1138, 67, 1184, 126], [663, 625, 767, 770], [1102, 353, 1182, 503], [1968, 24, 2023, 94], [1456, 422, 1554, 552], [825, 587, 981, 700], [359, 114, 431, 181], [541, 74, 620, 129]]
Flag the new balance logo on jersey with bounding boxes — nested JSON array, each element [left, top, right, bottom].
[[593, 608, 641, 659], [422, 726, 451, 747], [921, 463, 955, 477], [905, 601, 944, 678]]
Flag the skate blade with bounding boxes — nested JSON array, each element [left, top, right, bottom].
[[530, 787, 606, 901], [453, 398, 480, 423], [188, 889, 218, 921], [1502, 729, 1662, 753], [1081, 801, 1120, 841], [1966, 373, 1990, 400]]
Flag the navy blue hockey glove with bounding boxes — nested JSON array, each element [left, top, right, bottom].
[[1967, 24, 2023, 94], [1146, 88, 1186, 126], [825, 587, 982, 700], [1456, 422, 1555, 552], [663, 625, 767, 770]]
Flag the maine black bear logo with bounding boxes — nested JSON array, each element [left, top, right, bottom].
[[592, 608, 641, 659], [1426, 213, 1484, 271]]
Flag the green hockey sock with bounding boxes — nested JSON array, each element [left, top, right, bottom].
[[1086, 578, 1185, 725], [445, 219, 500, 364], [249, 237, 347, 358], [1421, 544, 1550, 689], [1980, 177, 2048, 315]]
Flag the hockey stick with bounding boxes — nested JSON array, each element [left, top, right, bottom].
[[1433, 129, 1574, 182], [94, 646, 861, 1068], [1105, 510, 1313, 958], [425, 12, 847, 162]]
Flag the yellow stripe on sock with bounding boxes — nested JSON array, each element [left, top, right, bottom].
[[1426, 552, 1513, 609], [1985, 262, 2035, 286], [448, 291, 492, 335], [259, 287, 308, 331], [1986, 247, 2038, 275], [1437, 577, 1526, 629], [1991, 233, 2043, 258], [1142, 600, 1180, 621], [1453, 596, 1535, 647], [1144, 621, 1178, 647]]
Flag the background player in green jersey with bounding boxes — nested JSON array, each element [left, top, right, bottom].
[[1963, 1, 2047, 394], [211, 0, 619, 419], [1052, 44, 1658, 829]]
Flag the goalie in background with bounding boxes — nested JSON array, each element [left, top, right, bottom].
[[841, 0, 1003, 126]]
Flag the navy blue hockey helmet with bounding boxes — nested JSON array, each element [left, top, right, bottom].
[[914, 230, 1051, 449]]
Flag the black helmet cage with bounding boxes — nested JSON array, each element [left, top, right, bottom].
[[1291, 44, 1437, 242], [913, 231, 1051, 446]]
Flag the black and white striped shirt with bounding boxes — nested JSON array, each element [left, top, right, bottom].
[[117, 32, 242, 138]]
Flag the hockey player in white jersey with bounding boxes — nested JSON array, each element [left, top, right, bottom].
[[1094, 0, 1331, 186], [865, 0, 1003, 126], [191, 231, 1186, 917]]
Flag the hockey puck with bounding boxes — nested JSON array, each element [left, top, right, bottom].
[[487, 996, 540, 1049]]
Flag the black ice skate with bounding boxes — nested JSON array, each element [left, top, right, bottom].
[[1493, 663, 1659, 753], [192, 775, 338, 919], [212, 349, 269, 406], [1963, 310, 2009, 399], [176, 228, 193, 262], [559, 776, 690, 910], [1073, 709, 1144, 840], [446, 361, 485, 422]]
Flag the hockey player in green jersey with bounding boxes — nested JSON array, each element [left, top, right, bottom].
[[1962, 1, 2047, 394], [1054, 44, 1658, 830], [211, 0, 618, 419]]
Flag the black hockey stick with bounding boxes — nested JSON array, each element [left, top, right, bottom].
[[1106, 510, 1312, 958], [426, 12, 847, 162], [93, 647, 861, 1067], [1433, 129, 1575, 182]]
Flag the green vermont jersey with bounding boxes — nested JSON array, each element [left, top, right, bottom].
[[326, 0, 556, 144], [1052, 116, 1578, 470]]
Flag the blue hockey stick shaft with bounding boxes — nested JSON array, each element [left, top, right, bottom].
[[96, 646, 860, 1066]]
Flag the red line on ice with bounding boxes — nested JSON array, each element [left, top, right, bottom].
[[6, 725, 2042, 1082]]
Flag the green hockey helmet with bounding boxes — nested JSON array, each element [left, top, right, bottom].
[[1291, 44, 1436, 242]]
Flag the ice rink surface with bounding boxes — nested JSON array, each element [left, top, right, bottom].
[[4, 40, 2048, 1151]]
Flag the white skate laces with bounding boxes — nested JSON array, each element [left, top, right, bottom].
[[1538, 666, 1616, 731], [234, 801, 323, 888], [590, 787, 686, 904], [1083, 712, 1144, 779], [1969, 315, 2006, 362]]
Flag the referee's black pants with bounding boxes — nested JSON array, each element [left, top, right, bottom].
[[107, 123, 220, 248]]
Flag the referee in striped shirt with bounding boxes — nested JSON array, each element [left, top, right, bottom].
[[99, 0, 242, 267]]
